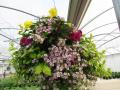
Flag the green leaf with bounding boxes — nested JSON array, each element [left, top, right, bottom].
[[37, 51, 46, 58], [34, 63, 51, 76], [37, 54, 41, 58], [9, 42, 17, 52], [43, 32, 49, 37], [34, 64, 43, 74], [30, 53, 37, 59], [43, 64, 51, 76]]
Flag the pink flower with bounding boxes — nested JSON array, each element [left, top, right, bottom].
[[20, 37, 32, 46], [70, 30, 82, 41]]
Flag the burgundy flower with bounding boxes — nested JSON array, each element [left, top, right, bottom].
[[20, 37, 32, 46], [70, 30, 82, 41]]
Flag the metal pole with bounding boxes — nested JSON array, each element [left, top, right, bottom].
[[112, 0, 120, 30]]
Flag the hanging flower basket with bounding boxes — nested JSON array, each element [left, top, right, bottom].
[[10, 8, 111, 90]]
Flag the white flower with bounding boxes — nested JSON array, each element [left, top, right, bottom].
[[32, 34, 44, 44]]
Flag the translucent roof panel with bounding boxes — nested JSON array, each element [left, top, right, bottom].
[[0, 0, 69, 60], [0, 0, 69, 26], [80, 0, 120, 55]]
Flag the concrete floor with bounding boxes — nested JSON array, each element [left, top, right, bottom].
[[91, 79, 120, 90]]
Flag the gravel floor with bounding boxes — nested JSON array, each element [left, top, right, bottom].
[[91, 79, 120, 90]]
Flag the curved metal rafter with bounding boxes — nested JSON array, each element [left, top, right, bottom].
[[3, 38, 20, 42], [105, 50, 120, 55], [0, 5, 40, 19], [0, 28, 19, 30], [97, 35, 120, 48], [105, 47, 120, 53], [106, 45, 120, 49], [0, 60, 9, 62], [86, 22, 117, 35], [0, 28, 19, 44], [0, 54, 11, 57], [0, 6, 41, 45], [0, 28, 19, 39], [96, 28, 118, 43], [0, 33, 19, 44], [80, 7, 114, 30], [93, 33, 120, 38], [95, 40, 110, 41], [0, 58, 9, 60]]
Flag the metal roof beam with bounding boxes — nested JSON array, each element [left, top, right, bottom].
[[67, 0, 91, 28]]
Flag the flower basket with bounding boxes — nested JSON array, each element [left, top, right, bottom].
[[9, 8, 111, 90]]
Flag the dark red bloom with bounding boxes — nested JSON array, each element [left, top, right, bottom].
[[70, 30, 82, 41], [20, 37, 32, 46]]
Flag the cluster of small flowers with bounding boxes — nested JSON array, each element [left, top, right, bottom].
[[36, 25, 52, 35], [35, 18, 57, 35], [43, 45, 79, 67], [43, 43, 83, 80]]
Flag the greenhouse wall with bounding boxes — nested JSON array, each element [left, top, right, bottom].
[[106, 53, 120, 72]]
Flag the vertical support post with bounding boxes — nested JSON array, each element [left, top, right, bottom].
[[112, 0, 120, 30]]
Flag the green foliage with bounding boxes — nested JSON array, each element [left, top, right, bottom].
[[35, 63, 51, 76], [0, 76, 18, 88], [35, 64, 43, 74], [9, 43, 46, 80], [9, 42, 17, 53], [79, 34, 111, 78], [103, 72, 120, 79], [0, 76, 40, 90], [42, 64, 51, 76], [2, 86, 40, 90]]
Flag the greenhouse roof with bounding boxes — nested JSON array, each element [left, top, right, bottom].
[[0, 0, 120, 62]]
